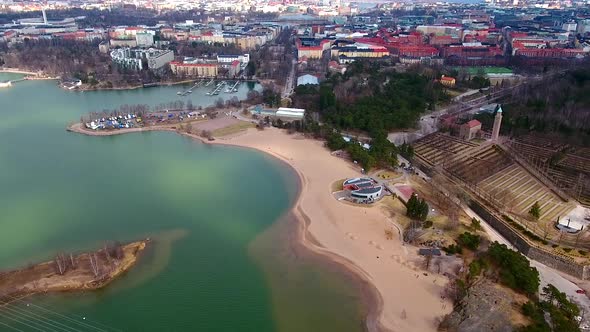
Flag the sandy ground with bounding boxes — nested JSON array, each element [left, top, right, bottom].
[[192, 116, 240, 132], [69, 124, 452, 332], [216, 128, 452, 332]]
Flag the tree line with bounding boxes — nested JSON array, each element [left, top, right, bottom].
[[500, 66, 590, 146]]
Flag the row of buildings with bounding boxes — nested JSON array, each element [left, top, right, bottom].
[[108, 46, 250, 77], [0, 18, 280, 53], [290, 6, 590, 65], [169, 54, 249, 77]]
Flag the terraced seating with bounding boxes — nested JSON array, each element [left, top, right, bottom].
[[479, 164, 574, 221], [506, 138, 589, 208], [516, 135, 567, 151], [509, 140, 556, 164], [413, 133, 579, 216], [413, 133, 478, 167], [446, 145, 513, 184], [559, 155, 590, 173], [569, 147, 590, 158]]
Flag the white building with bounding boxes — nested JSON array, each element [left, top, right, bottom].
[[276, 107, 305, 119], [136, 32, 154, 47], [296, 74, 319, 86], [562, 22, 577, 32], [110, 48, 143, 70], [110, 48, 174, 71], [146, 49, 174, 70], [216, 54, 250, 66]]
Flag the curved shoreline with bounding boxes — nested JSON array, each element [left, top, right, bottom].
[[0, 68, 40, 75], [68, 123, 449, 332]]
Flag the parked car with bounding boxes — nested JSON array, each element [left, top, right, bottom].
[[576, 289, 586, 294]]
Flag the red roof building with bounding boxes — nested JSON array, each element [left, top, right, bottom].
[[429, 35, 460, 46], [514, 48, 589, 58], [397, 46, 439, 58], [460, 119, 482, 141]]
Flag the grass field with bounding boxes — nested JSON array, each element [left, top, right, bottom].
[[331, 179, 345, 192], [212, 122, 255, 137]]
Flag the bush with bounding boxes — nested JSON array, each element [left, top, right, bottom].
[[423, 220, 433, 228], [470, 218, 482, 231], [552, 244, 559, 248], [502, 215, 545, 243], [503, 215, 515, 223], [458, 232, 481, 251], [406, 194, 429, 221], [487, 242, 540, 295], [469, 259, 485, 278], [443, 244, 463, 255], [579, 250, 587, 256], [563, 248, 573, 253], [325, 131, 346, 151]]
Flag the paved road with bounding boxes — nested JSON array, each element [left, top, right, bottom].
[[229, 110, 257, 124], [282, 59, 297, 98]]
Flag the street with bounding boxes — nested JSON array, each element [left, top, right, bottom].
[[282, 58, 297, 99]]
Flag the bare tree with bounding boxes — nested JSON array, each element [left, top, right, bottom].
[[69, 253, 77, 270], [89, 253, 100, 277], [54, 254, 67, 275]]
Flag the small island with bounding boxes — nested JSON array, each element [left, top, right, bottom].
[[0, 240, 149, 304]]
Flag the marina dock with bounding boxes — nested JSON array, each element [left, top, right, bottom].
[[225, 81, 240, 93], [176, 80, 206, 96], [207, 81, 226, 96]]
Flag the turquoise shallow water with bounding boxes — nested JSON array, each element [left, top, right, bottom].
[[0, 75, 365, 332]]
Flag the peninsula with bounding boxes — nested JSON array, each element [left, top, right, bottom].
[[0, 240, 149, 305]]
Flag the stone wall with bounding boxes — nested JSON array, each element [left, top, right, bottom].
[[470, 199, 590, 280], [527, 246, 590, 280], [468, 200, 531, 254]]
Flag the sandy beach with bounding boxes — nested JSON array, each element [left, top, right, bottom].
[[69, 124, 452, 332], [0, 68, 39, 75]]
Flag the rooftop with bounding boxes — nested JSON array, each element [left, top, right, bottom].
[[353, 186, 383, 195], [465, 119, 482, 128], [344, 177, 373, 186]]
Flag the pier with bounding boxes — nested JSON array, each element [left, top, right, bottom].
[[225, 81, 240, 93], [176, 80, 207, 96], [207, 81, 226, 96], [0, 77, 28, 88]]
